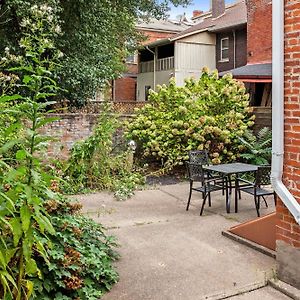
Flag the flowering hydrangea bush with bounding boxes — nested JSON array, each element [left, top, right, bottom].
[[126, 68, 255, 168]]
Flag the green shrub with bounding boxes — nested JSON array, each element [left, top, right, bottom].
[[34, 200, 119, 300], [238, 127, 272, 165], [126, 69, 255, 169], [61, 105, 144, 200]]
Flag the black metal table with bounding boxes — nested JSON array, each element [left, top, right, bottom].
[[204, 163, 258, 213]]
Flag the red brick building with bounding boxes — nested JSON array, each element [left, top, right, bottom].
[[247, 0, 272, 64], [112, 20, 189, 102], [276, 0, 300, 289]]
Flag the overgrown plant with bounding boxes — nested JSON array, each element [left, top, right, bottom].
[[0, 4, 63, 299], [126, 69, 255, 169], [62, 104, 143, 199], [238, 127, 272, 165], [33, 200, 119, 300], [0, 5, 119, 299]]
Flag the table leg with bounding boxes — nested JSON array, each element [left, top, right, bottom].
[[235, 176, 238, 213], [225, 176, 230, 213]]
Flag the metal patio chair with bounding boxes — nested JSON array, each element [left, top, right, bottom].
[[236, 165, 276, 217], [186, 162, 228, 215]]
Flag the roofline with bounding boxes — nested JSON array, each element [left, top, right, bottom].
[[139, 38, 172, 49], [191, 2, 238, 20], [208, 22, 247, 32], [170, 27, 213, 41], [137, 27, 184, 34]]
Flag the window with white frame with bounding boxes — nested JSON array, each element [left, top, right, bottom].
[[220, 37, 229, 61]]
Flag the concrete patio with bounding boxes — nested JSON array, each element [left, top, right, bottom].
[[76, 182, 290, 300]]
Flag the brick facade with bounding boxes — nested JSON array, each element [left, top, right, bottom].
[[113, 77, 137, 102], [247, 0, 272, 63], [276, 0, 300, 289], [216, 28, 247, 72], [139, 30, 175, 45], [41, 114, 99, 159]]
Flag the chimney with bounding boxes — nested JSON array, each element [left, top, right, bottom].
[[192, 10, 203, 18], [211, 0, 225, 18]]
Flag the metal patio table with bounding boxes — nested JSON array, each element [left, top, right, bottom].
[[204, 162, 258, 213]]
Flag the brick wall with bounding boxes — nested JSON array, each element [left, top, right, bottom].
[[276, 0, 300, 289], [139, 30, 175, 44], [41, 114, 99, 160], [113, 77, 137, 102], [247, 0, 272, 63], [216, 27, 247, 72]]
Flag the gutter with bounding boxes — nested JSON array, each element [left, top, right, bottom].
[[271, 0, 300, 225], [145, 46, 156, 91]]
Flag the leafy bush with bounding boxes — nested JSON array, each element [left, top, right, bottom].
[[126, 69, 255, 169], [34, 200, 119, 300], [60, 104, 144, 200], [238, 127, 272, 165], [0, 5, 118, 299]]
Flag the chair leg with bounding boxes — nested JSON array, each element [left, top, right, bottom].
[[208, 192, 211, 207], [273, 192, 277, 206], [262, 196, 268, 208], [200, 193, 208, 216], [186, 181, 193, 211], [254, 196, 260, 217]]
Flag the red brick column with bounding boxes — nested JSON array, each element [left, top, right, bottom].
[[276, 0, 300, 289]]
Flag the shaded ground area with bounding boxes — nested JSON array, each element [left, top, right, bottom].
[[75, 183, 288, 300]]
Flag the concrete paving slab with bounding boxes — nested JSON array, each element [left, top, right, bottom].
[[229, 286, 292, 299], [75, 184, 277, 300]]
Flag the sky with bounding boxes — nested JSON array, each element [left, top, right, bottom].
[[169, 0, 235, 19]]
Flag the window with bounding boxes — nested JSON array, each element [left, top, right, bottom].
[[145, 86, 151, 101], [220, 37, 229, 62], [126, 52, 138, 64]]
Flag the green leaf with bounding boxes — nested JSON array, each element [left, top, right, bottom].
[[25, 280, 34, 299], [25, 258, 38, 275], [20, 205, 31, 232], [22, 75, 32, 84], [0, 95, 23, 103], [36, 117, 59, 129], [0, 139, 21, 154], [16, 149, 27, 160], [9, 218, 22, 247]]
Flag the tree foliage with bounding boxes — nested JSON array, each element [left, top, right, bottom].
[[0, 0, 189, 105]]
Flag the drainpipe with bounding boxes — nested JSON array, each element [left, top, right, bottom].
[[233, 30, 236, 69], [146, 46, 156, 91], [271, 0, 300, 225]]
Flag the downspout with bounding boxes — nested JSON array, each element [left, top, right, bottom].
[[233, 30, 236, 69], [145, 46, 156, 91], [271, 0, 300, 225]]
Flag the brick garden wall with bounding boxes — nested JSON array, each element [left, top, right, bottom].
[[41, 114, 99, 160], [246, 0, 272, 63], [276, 0, 300, 289]]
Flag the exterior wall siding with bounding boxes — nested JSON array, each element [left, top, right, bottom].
[[216, 27, 247, 72], [276, 0, 300, 289], [175, 41, 216, 86], [137, 70, 173, 101], [246, 0, 272, 63]]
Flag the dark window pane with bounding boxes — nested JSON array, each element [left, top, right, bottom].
[[221, 49, 229, 60]]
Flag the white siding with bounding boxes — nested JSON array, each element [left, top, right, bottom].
[[174, 42, 216, 86], [178, 31, 216, 45], [137, 70, 174, 101]]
